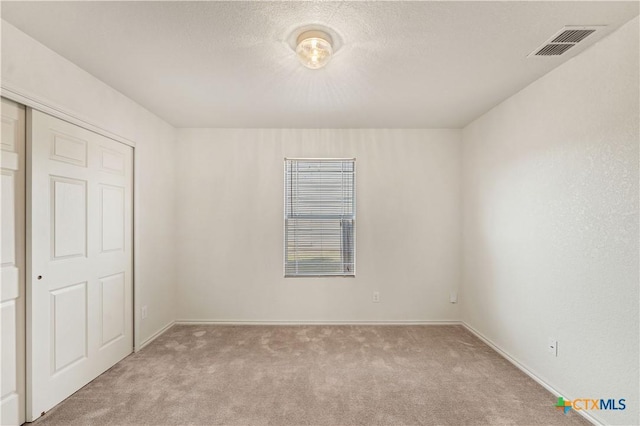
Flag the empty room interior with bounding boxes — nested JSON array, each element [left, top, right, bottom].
[[0, 1, 638, 425]]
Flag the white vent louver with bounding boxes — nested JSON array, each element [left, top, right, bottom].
[[529, 26, 603, 58]]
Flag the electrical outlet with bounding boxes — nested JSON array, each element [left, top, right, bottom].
[[548, 338, 558, 356], [141, 305, 148, 320], [449, 291, 458, 304], [372, 291, 380, 303]]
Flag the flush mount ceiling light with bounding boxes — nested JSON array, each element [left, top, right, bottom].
[[296, 30, 333, 69]]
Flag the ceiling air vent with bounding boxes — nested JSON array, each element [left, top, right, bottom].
[[535, 43, 575, 56], [528, 26, 603, 58], [551, 29, 596, 44]]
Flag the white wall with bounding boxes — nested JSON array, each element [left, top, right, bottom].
[[1, 21, 177, 347], [175, 128, 461, 322], [461, 17, 639, 426]]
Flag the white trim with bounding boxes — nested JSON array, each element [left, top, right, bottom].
[[135, 321, 175, 352], [461, 322, 602, 426], [175, 320, 462, 326], [284, 157, 356, 161], [132, 148, 140, 352], [1, 83, 135, 148]]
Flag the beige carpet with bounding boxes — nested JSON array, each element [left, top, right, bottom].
[[34, 325, 588, 425]]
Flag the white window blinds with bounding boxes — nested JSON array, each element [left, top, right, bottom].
[[284, 158, 356, 277]]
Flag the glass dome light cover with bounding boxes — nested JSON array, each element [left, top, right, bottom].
[[296, 30, 333, 69]]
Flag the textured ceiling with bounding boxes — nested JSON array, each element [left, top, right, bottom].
[[2, 1, 638, 128]]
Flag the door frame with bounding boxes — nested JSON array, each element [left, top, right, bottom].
[[1, 86, 139, 422], [1, 97, 27, 426]]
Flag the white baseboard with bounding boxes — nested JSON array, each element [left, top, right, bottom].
[[135, 320, 175, 352], [461, 322, 602, 426], [175, 319, 462, 326]]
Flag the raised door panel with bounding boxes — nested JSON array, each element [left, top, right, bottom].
[[50, 282, 88, 373], [100, 273, 125, 347], [50, 131, 87, 167], [1, 172, 16, 265], [100, 147, 125, 175], [0, 300, 19, 424], [51, 177, 87, 259], [1, 301, 17, 398], [100, 185, 124, 253]]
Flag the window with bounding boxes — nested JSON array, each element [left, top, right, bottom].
[[284, 158, 355, 277]]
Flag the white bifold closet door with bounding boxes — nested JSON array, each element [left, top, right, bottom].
[[1, 98, 26, 426], [28, 109, 133, 421]]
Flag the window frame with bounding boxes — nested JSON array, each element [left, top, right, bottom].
[[283, 157, 356, 278]]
